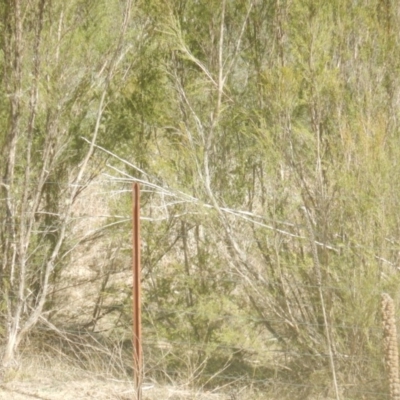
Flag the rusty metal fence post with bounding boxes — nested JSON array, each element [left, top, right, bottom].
[[132, 183, 142, 400]]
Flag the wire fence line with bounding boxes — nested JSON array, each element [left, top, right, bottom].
[[1, 176, 398, 272]]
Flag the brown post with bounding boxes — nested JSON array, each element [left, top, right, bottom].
[[132, 183, 142, 400]]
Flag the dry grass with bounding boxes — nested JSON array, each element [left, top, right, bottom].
[[0, 338, 294, 400], [0, 357, 230, 400]]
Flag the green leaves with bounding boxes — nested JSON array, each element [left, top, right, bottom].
[[3, 0, 400, 396]]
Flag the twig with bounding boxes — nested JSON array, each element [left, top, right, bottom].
[[300, 206, 340, 400]]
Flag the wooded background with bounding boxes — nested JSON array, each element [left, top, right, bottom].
[[1, 1, 400, 398]]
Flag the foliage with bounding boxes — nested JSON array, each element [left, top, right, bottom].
[[2, 0, 400, 399]]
